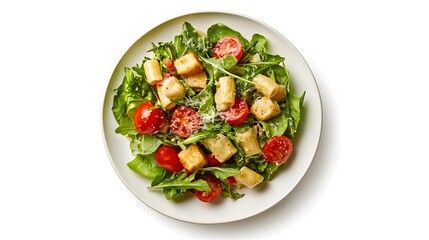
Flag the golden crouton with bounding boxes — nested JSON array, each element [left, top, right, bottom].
[[236, 127, 261, 156], [174, 52, 204, 77], [271, 85, 286, 102], [201, 134, 237, 163], [157, 85, 176, 110], [177, 144, 207, 173], [250, 97, 281, 121], [252, 74, 279, 99], [235, 166, 264, 188], [214, 76, 236, 111], [143, 60, 163, 85], [185, 72, 207, 91], [162, 76, 186, 99]]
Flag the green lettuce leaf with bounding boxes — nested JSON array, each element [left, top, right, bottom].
[[207, 23, 249, 48], [127, 154, 164, 179], [112, 67, 155, 125], [129, 134, 163, 155], [201, 167, 240, 180], [150, 172, 210, 200]]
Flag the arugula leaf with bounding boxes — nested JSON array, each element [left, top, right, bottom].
[[263, 54, 285, 64], [127, 154, 165, 179], [196, 79, 218, 125], [201, 167, 240, 180], [150, 172, 210, 200], [180, 130, 219, 145], [199, 56, 252, 84], [260, 107, 289, 138], [269, 64, 289, 86], [129, 134, 162, 155], [173, 35, 188, 58], [200, 56, 237, 79], [148, 41, 175, 61], [148, 166, 241, 200], [246, 34, 267, 55], [286, 91, 306, 137], [207, 23, 249, 48], [173, 22, 211, 58], [114, 118, 138, 136], [222, 183, 245, 200], [261, 163, 280, 180]]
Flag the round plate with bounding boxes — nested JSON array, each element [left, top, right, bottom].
[[102, 11, 322, 224]]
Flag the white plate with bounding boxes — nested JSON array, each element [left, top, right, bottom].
[[102, 11, 322, 224]]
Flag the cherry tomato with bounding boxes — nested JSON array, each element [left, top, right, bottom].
[[162, 58, 174, 70], [155, 145, 183, 172], [194, 174, 223, 203], [170, 106, 201, 138], [218, 98, 249, 125], [262, 135, 293, 165], [213, 36, 244, 61], [226, 176, 237, 186], [207, 154, 223, 167], [133, 101, 167, 135]]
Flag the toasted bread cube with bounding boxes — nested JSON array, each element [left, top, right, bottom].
[[185, 72, 207, 91], [162, 76, 186, 99], [157, 85, 176, 110], [214, 76, 236, 111], [177, 144, 207, 173], [144, 60, 163, 85], [250, 97, 281, 121], [236, 127, 261, 156], [235, 166, 264, 188], [271, 85, 286, 102], [174, 52, 204, 77], [252, 74, 279, 99], [202, 133, 237, 163]]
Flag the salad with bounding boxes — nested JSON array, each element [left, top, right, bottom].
[[112, 22, 305, 202]]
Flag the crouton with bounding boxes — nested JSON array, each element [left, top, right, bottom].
[[235, 166, 264, 188], [177, 144, 207, 173], [143, 60, 163, 85], [250, 97, 281, 121], [157, 85, 176, 110], [185, 72, 207, 91], [236, 127, 262, 156], [162, 76, 186, 99], [201, 133, 237, 163], [252, 74, 279, 99], [214, 76, 236, 111], [271, 85, 286, 102], [174, 52, 204, 77]]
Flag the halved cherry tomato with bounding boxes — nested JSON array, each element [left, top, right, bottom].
[[155, 145, 183, 172], [213, 36, 244, 61], [170, 106, 201, 138], [262, 135, 293, 165], [207, 154, 223, 167], [162, 58, 174, 70], [133, 101, 167, 135], [226, 176, 237, 186], [218, 98, 249, 125], [194, 173, 223, 202]]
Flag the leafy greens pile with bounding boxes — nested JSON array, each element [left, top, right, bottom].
[[112, 22, 305, 200]]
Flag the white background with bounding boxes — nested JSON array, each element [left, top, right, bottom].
[[1, 0, 428, 239]]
